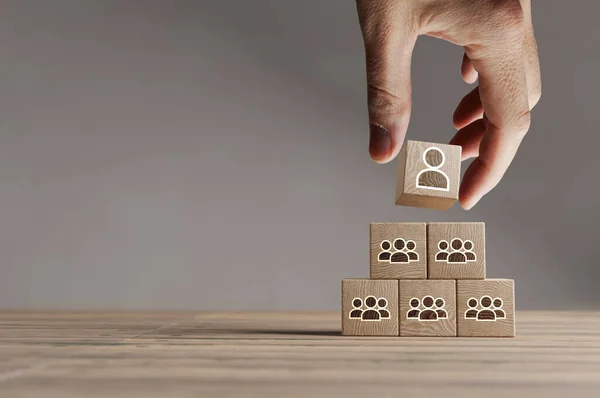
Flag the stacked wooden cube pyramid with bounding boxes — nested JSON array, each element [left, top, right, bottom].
[[341, 141, 515, 337]]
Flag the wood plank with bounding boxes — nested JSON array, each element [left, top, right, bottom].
[[0, 311, 599, 397]]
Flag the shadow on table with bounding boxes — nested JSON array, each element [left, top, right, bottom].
[[234, 329, 341, 337], [162, 328, 342, 338]]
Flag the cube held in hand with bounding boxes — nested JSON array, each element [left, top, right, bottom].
[[395, 140, 462, 210]]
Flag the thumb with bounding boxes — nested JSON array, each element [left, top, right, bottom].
[[357, 1, 417, 163]]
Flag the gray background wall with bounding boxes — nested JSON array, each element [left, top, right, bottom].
[[0, 1, 597, 310]]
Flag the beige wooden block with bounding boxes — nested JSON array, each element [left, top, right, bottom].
[[399, 280, 456, 337], [457, 279, 515, 337], [370, 222, 427, 280], [395, 140, 461, 210], [427, 222, 485, 279], [342, 279, 399, 336]]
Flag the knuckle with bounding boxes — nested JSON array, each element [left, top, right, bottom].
[[490, 0, 526, 33], [367, 84, 410, 124], [512, 110, 531, 140], [529, 83, 542, 108], [459, 1, 526, 51]]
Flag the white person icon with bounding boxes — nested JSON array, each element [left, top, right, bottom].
[[416, 147, 450, 191]]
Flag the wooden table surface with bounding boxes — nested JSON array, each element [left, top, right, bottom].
[[1, 311, 599, 397]]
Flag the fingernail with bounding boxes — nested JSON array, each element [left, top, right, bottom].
[[461, 201, 474, 211], [369, 124, 392, 162], [461, 194, 481, 210]]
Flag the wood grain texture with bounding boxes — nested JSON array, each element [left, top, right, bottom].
[[457, 279, 515, 337], [395, 140, 461, 210], [342, 279, 398, 336], [370, 222, 426, 279], [400, 280, 456, 337], [1, 311, 600, 397], [427, 222, 486, 279]]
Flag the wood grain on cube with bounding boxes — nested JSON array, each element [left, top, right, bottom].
[[395, 140, 461, 210], [457, 279, 515, 337], [370, 222, 426, 279], [399, 280, 456, 337], [342, 279, 399, 336], [427, 222, 485, 279]]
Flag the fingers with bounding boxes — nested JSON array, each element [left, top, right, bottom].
[[453, 2, 541, 132], [461, 53, 478, 84], [417, 0, 532, 208], [453, 86, 483, 130], [458, 4, 531, 209], [356, 0, 418, 163], [459, 61, 530, 210], [459, 116, 515, 209], [449, 118, 486, 160], [454, 33, 539, 135]]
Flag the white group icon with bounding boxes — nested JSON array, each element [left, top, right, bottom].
[[378, 238, 419, 264], [465, 296, 506, 321], [435, 238, 476, 264]]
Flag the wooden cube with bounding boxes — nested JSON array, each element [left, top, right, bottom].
[[427, 222, 485, 279], [457, 279, 515, 337], [399, 280, 456, 337], [395, 140, 461, 210], [342, 279, 399, 336], [370, 222, 427, 280]]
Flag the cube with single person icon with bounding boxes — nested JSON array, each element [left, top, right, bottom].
[[395, 140, 462, 210]]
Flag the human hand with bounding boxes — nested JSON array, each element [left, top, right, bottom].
[[357, 0, 541, 209]]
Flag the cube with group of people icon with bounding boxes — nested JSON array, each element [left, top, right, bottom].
[[342, 140, 514, 337], [342, 222, 515, 337]]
